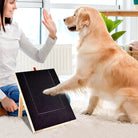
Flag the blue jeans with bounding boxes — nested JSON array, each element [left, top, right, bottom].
[[0, 85, 26, 116]]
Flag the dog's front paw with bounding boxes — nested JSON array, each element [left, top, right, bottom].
[[43, 89, 57, 96]]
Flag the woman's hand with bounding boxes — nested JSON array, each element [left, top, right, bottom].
[[1, 96, 18, 112], [42, 9, 57, 39]]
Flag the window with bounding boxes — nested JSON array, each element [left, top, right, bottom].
[[116, 0, 138, 46], [51, 0, 116, 5], [14, 8, 41, 44], [48, 0, 118, 44], [14, 0, 118, 45], [13, 0, 43, 45]]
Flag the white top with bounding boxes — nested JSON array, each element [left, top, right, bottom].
[[0, 22, 57, 101]]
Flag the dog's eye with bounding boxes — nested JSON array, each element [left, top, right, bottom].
[[74, 14, 76, 17]]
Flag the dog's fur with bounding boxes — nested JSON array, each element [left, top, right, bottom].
[[43, 7, 138, 123]]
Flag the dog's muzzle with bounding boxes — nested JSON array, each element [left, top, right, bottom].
[[63, 18, 76, 31], [67, 26, 76, 31]]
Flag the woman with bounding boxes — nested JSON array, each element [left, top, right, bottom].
[[0, 0, 57, 116]]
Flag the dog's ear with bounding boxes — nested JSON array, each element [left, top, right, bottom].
[[77, 11, 90, 30]]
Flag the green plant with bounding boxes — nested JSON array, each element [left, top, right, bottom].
[[100, 13, 126, 41]]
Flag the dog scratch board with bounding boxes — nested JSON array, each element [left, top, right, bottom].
[[15, 69, 76, 133]]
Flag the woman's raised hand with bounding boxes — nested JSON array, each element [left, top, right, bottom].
[[42, 9, 57, 39]]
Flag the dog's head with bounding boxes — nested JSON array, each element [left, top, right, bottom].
[[64, 7, 108, 36], [64, 7, 90, 32]]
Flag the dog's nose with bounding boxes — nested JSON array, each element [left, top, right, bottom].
[[63, 19, 66, 22]]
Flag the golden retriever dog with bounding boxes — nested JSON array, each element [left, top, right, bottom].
[[43, 7, 138, 123]]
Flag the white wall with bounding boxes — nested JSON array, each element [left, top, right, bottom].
[[16, 44, 73, 75]]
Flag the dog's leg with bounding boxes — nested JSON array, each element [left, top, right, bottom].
[[117, 101, 138, 123], [116, 87, 138, 123], [122, 101, 138, 123], [117, 103, 130, 123], [43, 75, 87, 96], [82, 95, 99, 115]]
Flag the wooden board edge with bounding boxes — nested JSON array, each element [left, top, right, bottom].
[[34, 119, 76, 134], [15, 74, 35, 133]]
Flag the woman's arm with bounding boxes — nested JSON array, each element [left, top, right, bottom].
[[19, 33, 57, 63], [19, 9, 57, 63]]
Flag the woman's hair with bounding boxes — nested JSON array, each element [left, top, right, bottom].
[[0, 0, 12, 32]]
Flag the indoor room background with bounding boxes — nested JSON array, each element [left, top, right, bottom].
[[14, 0, 138, 75]]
